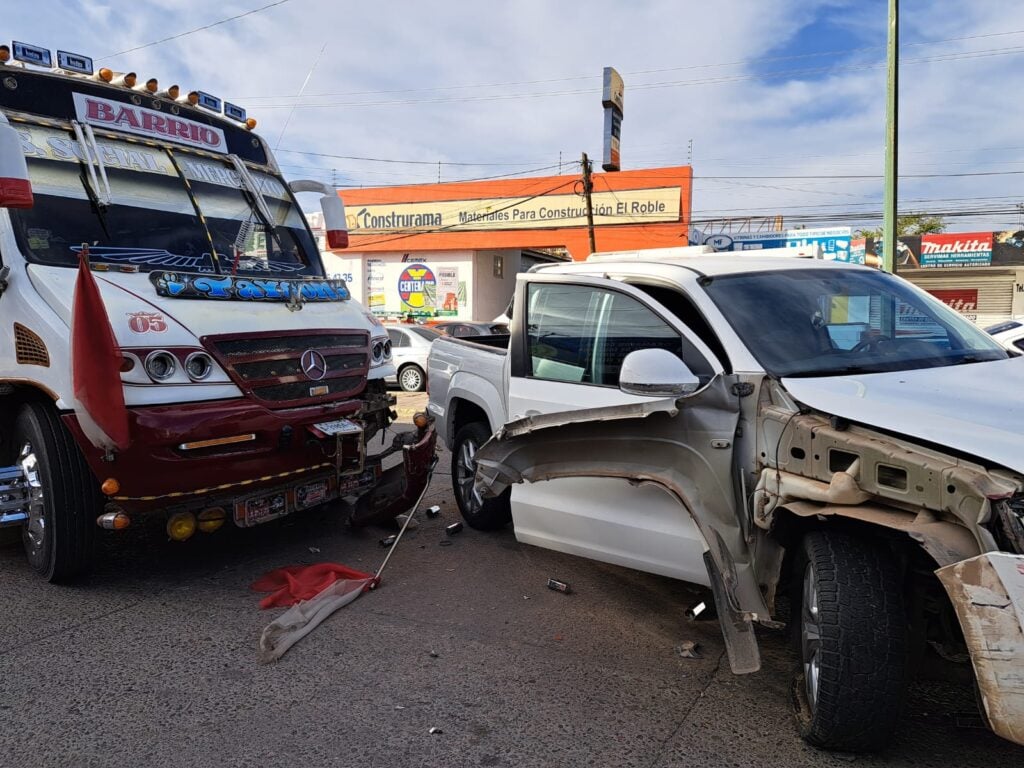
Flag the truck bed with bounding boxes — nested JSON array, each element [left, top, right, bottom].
[[426, 334, 510, 449]]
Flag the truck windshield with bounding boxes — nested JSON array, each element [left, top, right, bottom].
[[703, 267, 1009, 377], [10, 123, 322, 276]]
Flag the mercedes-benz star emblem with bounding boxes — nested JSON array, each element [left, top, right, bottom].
[[300, 349, 328, 381]]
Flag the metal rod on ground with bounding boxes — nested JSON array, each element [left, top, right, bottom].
[[374, 456, 438, 581]]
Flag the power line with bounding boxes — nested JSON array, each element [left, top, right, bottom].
[[277, 148, 556, 167], [99, 0, 298, 60], [244, 44, 1024, 109], [236, 27, 1024, 101]]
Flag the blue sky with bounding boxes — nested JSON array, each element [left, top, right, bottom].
[[7, 0, 1024, 232]]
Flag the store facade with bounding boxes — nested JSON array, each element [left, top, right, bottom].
[[311, 166, 692, 321]]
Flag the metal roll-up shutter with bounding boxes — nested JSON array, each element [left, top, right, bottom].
[[905, 270, 1015, 326]]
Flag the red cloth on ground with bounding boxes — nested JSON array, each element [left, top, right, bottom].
[[251, 563, 375, 609]]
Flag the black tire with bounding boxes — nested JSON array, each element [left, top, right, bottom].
[[14, 402, 100, 582], [398, 364, 425, 392], [792, 530, 908, 752], [451, 422, 511, 531]]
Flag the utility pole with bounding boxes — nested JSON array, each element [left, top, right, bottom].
[[581, 152, 597, 254], [882, 0, 899, 272]]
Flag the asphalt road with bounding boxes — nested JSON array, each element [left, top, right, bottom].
[[1, 393, 1021, 768]]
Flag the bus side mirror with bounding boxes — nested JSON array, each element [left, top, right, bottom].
[[0, 115, 33, 209], [289, 180, 348, 251]]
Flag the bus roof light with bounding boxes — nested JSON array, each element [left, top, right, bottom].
[[56, 50, 93, 75], [92, 67, 114, 83], [156, 84, 180, 100], [224, 102, 246, 122], [176, 90, 200, 107], [112, 71, 137, 88], [12, 41, 52, 68], [196, 91, 221, 112], [0, 45, 10, 64], [134, 77, 158, 93]]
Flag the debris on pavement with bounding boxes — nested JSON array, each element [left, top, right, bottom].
[[426, 505, 441, 518], [380, 535, 398, 547], [445, 521, 463, 535], [546, 578, 571, 594], [439, 540, 453, 547], [428, 727, 444, 735], [675, 641, 701, 659], [394, 513, 419, 530], [308, 546, 321, 554]]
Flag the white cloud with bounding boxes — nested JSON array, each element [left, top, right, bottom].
[[7, 0, 1024, 230]]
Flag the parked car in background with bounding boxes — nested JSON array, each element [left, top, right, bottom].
[[385, 325, 441, 391], [986, 319, 1024, 353], [432, 321, 510, 338]]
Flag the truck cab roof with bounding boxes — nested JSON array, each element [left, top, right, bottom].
[[535, 252, 871, 279]]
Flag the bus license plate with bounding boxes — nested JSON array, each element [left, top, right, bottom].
[[313, 419, 362, 436], [339, 466, 380, 496], [234, 491, 289, 528], [295, 479, 331, 511]]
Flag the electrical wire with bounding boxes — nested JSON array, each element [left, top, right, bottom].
[[236, 27, 1024, 101], [99, 0, 298, 60], [244, 45, 1024, 110]]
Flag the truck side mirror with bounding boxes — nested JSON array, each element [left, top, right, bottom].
[[0, 114, 33, 209], [619, 348, 700, 397], [289, 180, 348, 250]]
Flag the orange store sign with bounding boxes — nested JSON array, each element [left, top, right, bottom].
[[346, 187, 681, 234]]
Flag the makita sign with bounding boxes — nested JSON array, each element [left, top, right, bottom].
[[920, 232, 993, 268], [928, 288, 979, 313], [72, 93, 227, 153]]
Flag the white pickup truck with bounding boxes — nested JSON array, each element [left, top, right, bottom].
[[426, 247, 1024, 752]]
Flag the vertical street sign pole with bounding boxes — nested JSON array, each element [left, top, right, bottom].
[[882, 0, 899, 272]]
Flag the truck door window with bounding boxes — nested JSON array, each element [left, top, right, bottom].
[[527, 283, 707, 386], [632, 283, 732, 372]]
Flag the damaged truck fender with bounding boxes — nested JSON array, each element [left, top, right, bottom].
[[937, 553, 1024, 745], [473, 386, 770, 674]]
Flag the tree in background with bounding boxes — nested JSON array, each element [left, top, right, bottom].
[[857, 214, 946, 239]]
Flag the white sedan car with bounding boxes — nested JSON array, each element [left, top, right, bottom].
[[986, 319, 1024, 353], [385, 325, 441, 391]]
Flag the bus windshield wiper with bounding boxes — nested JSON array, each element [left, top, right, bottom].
[[78, 164, 111, 240], [229, 155, 286, 258]]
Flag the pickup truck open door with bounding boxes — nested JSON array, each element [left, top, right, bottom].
[[474, 273, 769, 672]]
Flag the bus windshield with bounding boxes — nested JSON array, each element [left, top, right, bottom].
[[10, 122, 322, 277]]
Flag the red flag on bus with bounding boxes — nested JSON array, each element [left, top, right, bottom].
[[72, 247, 130, 450]]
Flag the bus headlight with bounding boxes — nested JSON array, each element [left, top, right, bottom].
[[144, 350, 177, 381]]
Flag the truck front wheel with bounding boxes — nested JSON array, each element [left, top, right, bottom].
[[451, 422, 511, 531], [14, 402, 100, 582], [793, 530, 908, 752]]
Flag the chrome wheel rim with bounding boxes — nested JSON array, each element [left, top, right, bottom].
[[400, 367, 422, 391], [801, 562, 822, 711], [455, 438, 484, 516], [19, 442, 46, 558]]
